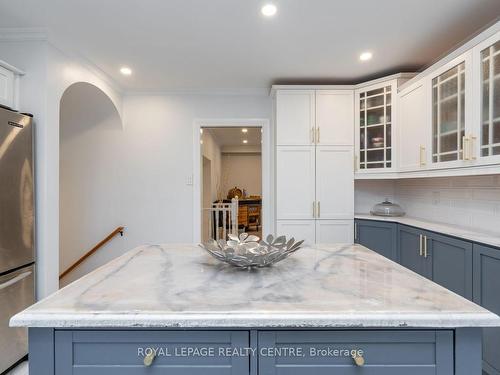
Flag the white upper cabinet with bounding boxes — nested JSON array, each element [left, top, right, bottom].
[[315, 146, 354, 219], [398, 79, 430, 171], [276, 146, 316, 220], [315, 90, 354, 145], [472, 31, 500, 165], [355, 81, 396, 172], [429, 52, 473, 168], [276, 90, 315, 145], [0, 65, 15, 109]]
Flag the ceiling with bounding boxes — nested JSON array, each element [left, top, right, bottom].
[[206, 127, 261, 147], [0, 0, 499, 91]]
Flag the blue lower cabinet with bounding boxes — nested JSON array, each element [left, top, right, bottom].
[[427, 232, 473, 300], [258, 330, 454, 374], [54, 330, 250, 374], [473, 244, 500, 375], [355, 219, 399, 261], [398, 225, 431, 278]]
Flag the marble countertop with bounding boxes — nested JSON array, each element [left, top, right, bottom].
[[355, 214, 500, 248], [11, 244, 500, 328]]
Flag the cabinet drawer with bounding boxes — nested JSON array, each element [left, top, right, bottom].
[[259, 330, 453, 375], [55, 330, 249, 375]]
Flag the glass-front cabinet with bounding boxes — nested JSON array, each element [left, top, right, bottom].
[[355, 80, 397, 172], [432, 62, 466, 163], [477, 36, 500, 161], [428, 50, 473, 167]]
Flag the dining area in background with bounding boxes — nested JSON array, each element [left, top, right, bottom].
[[226, 186, 262, 235], [204, 186, 262, 242]]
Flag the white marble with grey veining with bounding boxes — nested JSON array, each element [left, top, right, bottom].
[[10, 244, 500, 328], [355, 214, 500, 248]]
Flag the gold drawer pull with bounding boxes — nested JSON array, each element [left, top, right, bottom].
[[352, 353, 365, 367], [143, 352, 156, 367]]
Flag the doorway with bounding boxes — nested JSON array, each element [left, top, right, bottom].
[[193, 119, 272, 243]]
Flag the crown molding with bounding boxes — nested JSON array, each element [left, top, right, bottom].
[[0, 28, 48, 41], [124, 87, 270, 97]]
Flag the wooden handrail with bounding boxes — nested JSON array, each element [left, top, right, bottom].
[[59, 226, 125, 280]]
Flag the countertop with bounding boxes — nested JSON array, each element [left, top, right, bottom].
[[355, 214, 500, 248], [11, 244, 500, 328]]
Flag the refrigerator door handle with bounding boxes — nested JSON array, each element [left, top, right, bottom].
[[0, 270, 32, 291]]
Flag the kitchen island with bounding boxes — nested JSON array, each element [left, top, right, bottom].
[[11, 244, 500, 374]]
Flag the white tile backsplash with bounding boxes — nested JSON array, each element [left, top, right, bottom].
[[355, 175, 500, 234], [354, 180, 396, 213]]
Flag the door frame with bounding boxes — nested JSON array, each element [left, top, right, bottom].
[[193, 118, 272, 243]]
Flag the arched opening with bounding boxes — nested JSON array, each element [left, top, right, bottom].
[[59, 82, 124, 287]]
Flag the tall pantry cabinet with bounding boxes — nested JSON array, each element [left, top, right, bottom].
[[274, 89, 354, 245]]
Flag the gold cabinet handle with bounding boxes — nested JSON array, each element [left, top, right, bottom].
[[317, 201, 321, 218], [463, 136, 470, 160], [423, 236, 428, 258], [470, 135, 477, 160], [419, 234, 423, 256], [316, 126, 320, 143], [143, 352, 156, 367], [352, 353, 365, 367], [354, 223, 358, 241], [419, 145, 426, 166]]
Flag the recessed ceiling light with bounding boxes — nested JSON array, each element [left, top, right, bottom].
[[359, 52, 373, 62], [120, 66, 132, 76], [243, 139, 248, 144], [242, 128, 248, 133], [261, 3, 277, 17]]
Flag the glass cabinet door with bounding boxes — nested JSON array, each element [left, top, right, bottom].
[[480, 40, 500, 157], [432, 62, 466, 163], [359, 85, 392, 169]]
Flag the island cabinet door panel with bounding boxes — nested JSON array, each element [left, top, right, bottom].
[[54, 330, 250, 375], [473, 244, 500, 374], [258, 330, 453, 375], [315, 146, 354, 219], [276, 90, 315, 145], [276, 146, 315, 220], [427, 232, 473, 300], [398, 225, 431, 279], [315, 90, 354, 146], [354, 220, 398, 261]]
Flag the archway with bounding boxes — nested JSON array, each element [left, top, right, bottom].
[[59, 82, 124, 287]]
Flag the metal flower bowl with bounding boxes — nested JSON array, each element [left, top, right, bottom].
[[200, 233, 304, 269]]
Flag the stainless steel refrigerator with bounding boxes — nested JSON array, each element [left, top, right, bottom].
[[0, 106, 35, 373]]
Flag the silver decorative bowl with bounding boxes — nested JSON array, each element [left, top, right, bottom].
[[200, 233, 304, 269]]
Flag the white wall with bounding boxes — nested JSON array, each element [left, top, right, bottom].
[[59, 82, 125, 286], [201, 130, 222, 202], [121, 94, 271, 244], [221, 153, 262, 197], [0, 37, 123, 298]]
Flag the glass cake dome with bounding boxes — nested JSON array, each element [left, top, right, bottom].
[[370, 199, 405, 217]]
